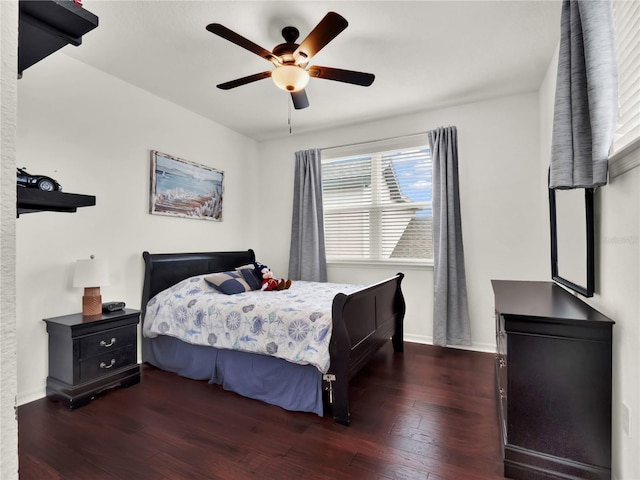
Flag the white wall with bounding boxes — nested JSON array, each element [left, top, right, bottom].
[[256, 92, 549, 351], [16, 53, 260, 405], [0, 1, 19, 478], [598, 168, 640, 480], [539, 49, 640, 480]]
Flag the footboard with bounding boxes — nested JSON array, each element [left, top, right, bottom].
[[326, 273, 405, 425]]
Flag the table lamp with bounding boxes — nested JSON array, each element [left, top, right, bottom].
[[73, 255, 110, 316]]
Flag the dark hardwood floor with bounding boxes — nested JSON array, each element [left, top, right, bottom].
[[18, 342, 506, 480]]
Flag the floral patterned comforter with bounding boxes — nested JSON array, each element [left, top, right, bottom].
[[143, 275, 363, 373]]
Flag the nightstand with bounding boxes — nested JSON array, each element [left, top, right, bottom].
[[43, 308, 141, 409]]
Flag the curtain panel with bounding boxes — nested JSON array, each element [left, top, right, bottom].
[[288, 149, 328, 282], [430, 126, 471, 347], [549, 0, 618, 189]]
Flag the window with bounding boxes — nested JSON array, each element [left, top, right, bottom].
[[612, 0, 640, 154], [321, 136, 432, 263], [610, 0, 640, 176]]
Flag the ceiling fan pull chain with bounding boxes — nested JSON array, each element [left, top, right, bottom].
[[288, 95, 292, 134]]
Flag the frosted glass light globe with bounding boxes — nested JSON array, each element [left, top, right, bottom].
[[272, 65, 310, 92]]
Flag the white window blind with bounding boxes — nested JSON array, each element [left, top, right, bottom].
[[322, 136, 432, 263], [612, 0, 640, 155]]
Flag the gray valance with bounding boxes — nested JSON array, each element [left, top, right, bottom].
[[549, 0, 618, 189]]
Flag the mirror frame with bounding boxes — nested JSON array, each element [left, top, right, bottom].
[[549, 187, 595, 297]]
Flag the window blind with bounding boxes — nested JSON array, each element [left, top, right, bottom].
[[612, 0, 640, 155], [322, 139, 432, 262]]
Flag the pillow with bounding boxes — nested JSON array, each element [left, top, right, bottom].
[[238, 268, 261, 291], [204, 271, 251, 295]]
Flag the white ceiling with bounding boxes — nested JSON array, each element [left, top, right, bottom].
[[62, 0, 561, 141]]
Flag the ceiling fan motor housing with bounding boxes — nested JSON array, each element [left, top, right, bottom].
[[272, 42, 298, 64]]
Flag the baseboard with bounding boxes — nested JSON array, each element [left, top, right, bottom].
[[505, 444, 611, 480], [403, 334, 433, 345], [403, 334, 495, 353], [17, 387, 46, 406]]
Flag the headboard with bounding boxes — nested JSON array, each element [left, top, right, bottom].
[[141, 249, 255, 319]]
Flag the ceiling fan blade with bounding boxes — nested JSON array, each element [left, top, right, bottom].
[[293, 12, 348, 63], [217, 71, 272, 90], [206, 23, 279, 63], [291, 90, 310, 110], [308, 66, 375, 86]]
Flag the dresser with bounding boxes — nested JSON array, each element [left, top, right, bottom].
[[44, 309, 141, 408], [492, 280, 613, 480]]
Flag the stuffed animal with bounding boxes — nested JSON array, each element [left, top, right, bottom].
[[253, 262, 292, 291]]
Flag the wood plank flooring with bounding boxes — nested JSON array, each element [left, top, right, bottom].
[[18, 342, 506, 480]]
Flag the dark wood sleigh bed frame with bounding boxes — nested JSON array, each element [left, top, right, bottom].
[[140, 249, 405, 425]]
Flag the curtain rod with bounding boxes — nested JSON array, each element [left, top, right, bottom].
[[319, 131, 431, 153]]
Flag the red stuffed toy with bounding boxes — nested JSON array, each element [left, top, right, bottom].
[[254, 262, 291, 291]]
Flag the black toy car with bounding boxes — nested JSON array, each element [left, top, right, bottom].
[[16, 168, 62, 192]]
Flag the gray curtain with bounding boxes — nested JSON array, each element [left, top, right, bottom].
[[288, 149, 328, 282], [430, 126, 471, 347], [550, 0, 618, 189]]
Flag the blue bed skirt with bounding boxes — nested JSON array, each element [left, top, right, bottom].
[[148, 335, 324, 416]]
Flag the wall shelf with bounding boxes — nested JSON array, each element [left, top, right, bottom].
[[18, 0, 99, 76], [16, 1, 98, 216], [17, 189, 96, 217]]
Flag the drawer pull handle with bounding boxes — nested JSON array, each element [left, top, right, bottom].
[[100, 338, 116, 348], [100, 359, 116, 369]]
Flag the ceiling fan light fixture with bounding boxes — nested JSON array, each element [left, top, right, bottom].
[[271, 65, 310, 92]]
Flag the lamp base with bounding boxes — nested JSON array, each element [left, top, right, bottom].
[[82, 287, 102, 317]]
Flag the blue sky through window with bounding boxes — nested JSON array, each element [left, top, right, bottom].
[[385, 147, 432, 217]]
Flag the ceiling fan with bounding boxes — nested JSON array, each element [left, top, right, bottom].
[[206, 12, 375, 110]]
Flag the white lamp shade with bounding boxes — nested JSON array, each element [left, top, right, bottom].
[[271, 65, 310, 92], [73, 258, 110, 288]]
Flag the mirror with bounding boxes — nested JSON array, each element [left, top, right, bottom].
[[549, 187, 594, 297]]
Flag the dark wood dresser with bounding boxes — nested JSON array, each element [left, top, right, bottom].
[[44, 309, 141, 409], [492, 280, 613, 480]]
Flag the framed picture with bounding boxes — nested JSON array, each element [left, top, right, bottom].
[[150, 150, 224, 221]]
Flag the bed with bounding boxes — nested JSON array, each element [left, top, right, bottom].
[[140, 249, 405, 425]]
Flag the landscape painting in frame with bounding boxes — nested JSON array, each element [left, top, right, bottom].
[[150, 150, 224, 221]]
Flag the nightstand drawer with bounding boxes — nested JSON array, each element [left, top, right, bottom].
[[78, 346, 136, 383], [79, 325, 136, 359]]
